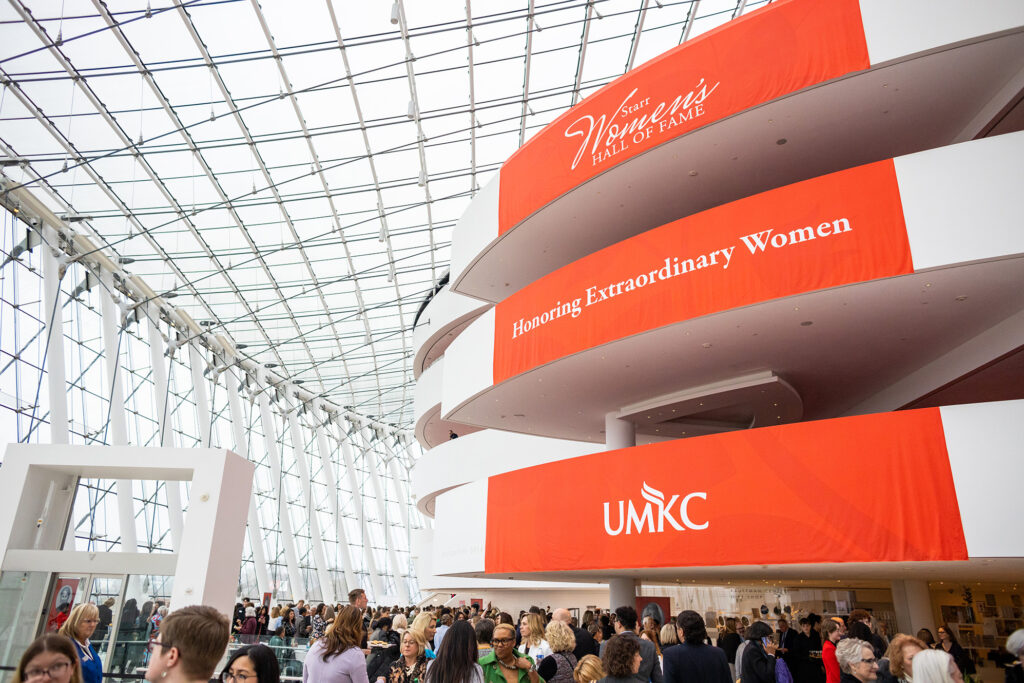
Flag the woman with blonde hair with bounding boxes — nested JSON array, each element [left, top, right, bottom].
[[519, 612, 552, 659], [58, 604, 102, 683], [16, 634, 83, 683], [539, 620, 577, 683], [885, 634, 928, 683], [410, 611, 438, 658], [660, 624, 678, 649], [392, 613, 408, 635], [302, 605, 368, 683], [573, 654, 605, 683]]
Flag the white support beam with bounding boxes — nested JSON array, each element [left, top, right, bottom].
[[256, 371, 305, 600], [41, 224, 68, 446], [224, 365, 272, 597], [285, 397, 335, 603], [188, 342, 213, 447], [625, 0, 650, 73], [147, 303, 183, 550], [314, 414, 357, 597], [98, 269, 137, 553], [334, 417, 384, 602], [519, 0, 536, 147], [380, 435, 412, 534], [359, 426, 411, 604], [680, 0, 702, 43]]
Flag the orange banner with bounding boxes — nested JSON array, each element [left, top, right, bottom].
[[484, 408, 967, 573], [493, 159, 912, 384], [497, 0, 870, 235]]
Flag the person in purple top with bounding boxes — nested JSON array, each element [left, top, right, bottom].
[[303, 606, 369, 683]]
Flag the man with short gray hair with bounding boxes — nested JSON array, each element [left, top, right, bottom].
[[554, 607, 598, 660]]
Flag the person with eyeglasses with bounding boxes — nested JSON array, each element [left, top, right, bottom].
[[221, 644, 281, 683], [58, 604, 103, 683], [144, 605, 231, 683], [15, 634, 82, 683], [479, 623, 543, 683], [836, 638, 879, 683]]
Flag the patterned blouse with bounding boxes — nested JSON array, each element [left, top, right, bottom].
[[310, 615, 327, 640], [384, 655, 428, 683]]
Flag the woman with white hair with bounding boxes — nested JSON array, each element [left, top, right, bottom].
[[392, 613, 408, 636], [1001, 629, 1023, 683], [837, 638, 879, 683], [239, 606, 259, 643], [910, 649, 963, 683]]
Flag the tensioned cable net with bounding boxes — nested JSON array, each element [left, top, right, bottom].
[[0, 0, 771, 602], [1, 0, 767, 426]]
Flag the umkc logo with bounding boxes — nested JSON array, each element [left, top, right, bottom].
[[603, 482, 708, 536]]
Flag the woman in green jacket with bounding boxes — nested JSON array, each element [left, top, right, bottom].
[[479, 623, 544, 683]]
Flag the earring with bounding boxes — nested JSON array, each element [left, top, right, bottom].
[[161, 673, 167, 679]]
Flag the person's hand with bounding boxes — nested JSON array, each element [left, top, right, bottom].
[[516, 657, 532, 670], [765, 641, 778, 656]]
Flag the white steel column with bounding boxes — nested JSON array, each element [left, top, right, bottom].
[[359, 426, 411, 604], [285, 396, 335, 603], [223, 364, 271, 597], [380, 434, 412, 534], [609, 578, 638, 611], [188, 342, 212, 447], [146, 304, 183, 550], [605, 412, 636, 450], [335, 418, 384, 601], [606, 414, 637, 612], [256, 371, 305, 600], [314, 413, 357, 596], [98, 269, 138, 552], [891, 579, 936, 636], [41, 224, 68, 445]]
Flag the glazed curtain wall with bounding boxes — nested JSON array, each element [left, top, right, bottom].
[[0, 206, 425, 604]]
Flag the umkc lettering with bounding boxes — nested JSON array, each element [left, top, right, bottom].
[[563, 79, 720, 171], [603, 482, 708, 536]]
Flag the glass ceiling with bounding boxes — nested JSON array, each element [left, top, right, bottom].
[[0, 0, 769, 428]]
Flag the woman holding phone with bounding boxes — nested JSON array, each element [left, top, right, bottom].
[[742, 622, 778, 683]]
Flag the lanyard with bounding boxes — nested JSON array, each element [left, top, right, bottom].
[[76, 640, 94, 663]]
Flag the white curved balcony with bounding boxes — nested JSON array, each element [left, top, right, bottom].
[[412, 286, 490, 379], [411, 428, 598, 517]]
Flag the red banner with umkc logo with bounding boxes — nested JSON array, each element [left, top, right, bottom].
[[493, 158, 912, 384], [484, 409, 967, 573], [497, 0, 870, 235]]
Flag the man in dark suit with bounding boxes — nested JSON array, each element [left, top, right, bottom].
[[663, 611, 732, 683], [600, 605, 663, 683], [777, 619, 797, 670], [554, 608, 599, 660]]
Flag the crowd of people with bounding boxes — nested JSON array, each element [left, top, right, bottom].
[[13, 594, 1024, 683]]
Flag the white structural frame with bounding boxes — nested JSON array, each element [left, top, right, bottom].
[[0, 443, 254, 617]]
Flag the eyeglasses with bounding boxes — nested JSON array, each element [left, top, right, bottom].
[[223, 673, 258, 683], [492, 638, 515, 645], [23, 662, 72, 680], [860, 658, 878, 666], [146, 642, 175, 655]]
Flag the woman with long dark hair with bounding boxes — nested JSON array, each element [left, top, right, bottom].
[[222, 644, 280, 683], [424, 621, 483, 683], [283, 609, 297, 639], [302, 605, 369, 683], [935, 625, 972, 678]]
